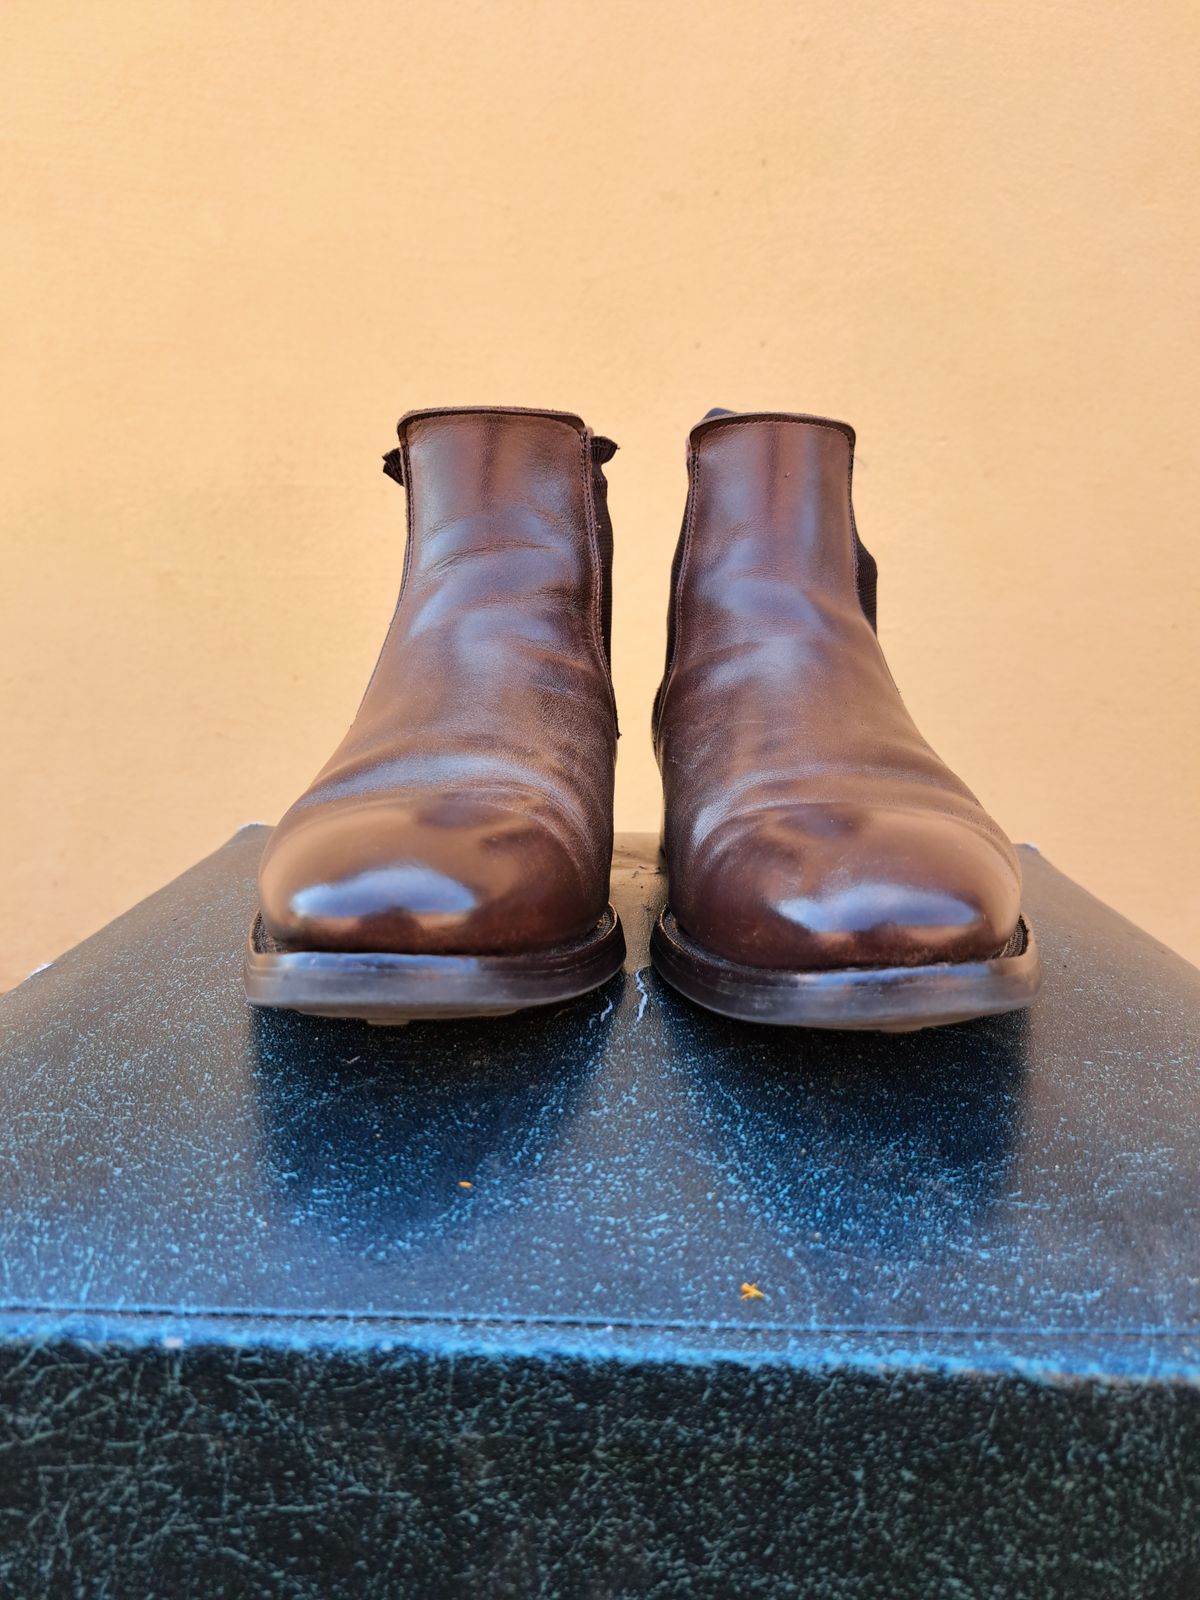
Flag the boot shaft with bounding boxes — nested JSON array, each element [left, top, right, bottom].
[[655, 411, 878, 735], [686, 411, 860, 593], [365, 407, 618, 729], [394, 405, 614, 659]]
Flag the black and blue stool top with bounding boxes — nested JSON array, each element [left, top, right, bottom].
[[2, 829, 1197, 1376], [1, 830, 1198, 1597]]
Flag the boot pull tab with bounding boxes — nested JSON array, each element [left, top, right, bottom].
[[381, 447, 405, 486], [591, 436, 618, 466]]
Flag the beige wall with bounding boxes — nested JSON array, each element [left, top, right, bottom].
[[3, 0, 1199, 991]]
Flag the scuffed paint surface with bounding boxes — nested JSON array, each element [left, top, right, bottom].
[[1, 832, 1198, 1593], [1, 1342, 1198, 1597]]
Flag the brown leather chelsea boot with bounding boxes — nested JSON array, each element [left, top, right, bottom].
[[650, 409, 1041, 1030], [245, 405, 625, 1021]]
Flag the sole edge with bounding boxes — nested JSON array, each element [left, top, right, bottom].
[[244, 907, 626, 1023], [649, 908, 1042, 1032]]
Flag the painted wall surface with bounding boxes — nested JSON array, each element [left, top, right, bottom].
[[2, 1, 1198, 989]]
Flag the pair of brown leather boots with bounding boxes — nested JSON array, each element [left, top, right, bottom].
[[245, 405, 1039, 1032]]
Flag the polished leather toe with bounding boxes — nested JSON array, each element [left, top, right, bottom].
[[258, 797, 598, 955], [673, 806, 1022, 971]]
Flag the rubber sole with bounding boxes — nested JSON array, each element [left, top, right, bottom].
[[649, 907, 1041, 1031], [244, 907, 625, 1023]]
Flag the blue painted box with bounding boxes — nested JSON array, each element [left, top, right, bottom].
[[1, 832, 1198, 1595]]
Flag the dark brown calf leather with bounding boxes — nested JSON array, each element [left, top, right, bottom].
[[654, 411, 1024, 972], [258, 406, 619, 956]]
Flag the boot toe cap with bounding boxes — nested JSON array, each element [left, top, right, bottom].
[[676, 806, 1022, 971], [258, 798, 598, 955]]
